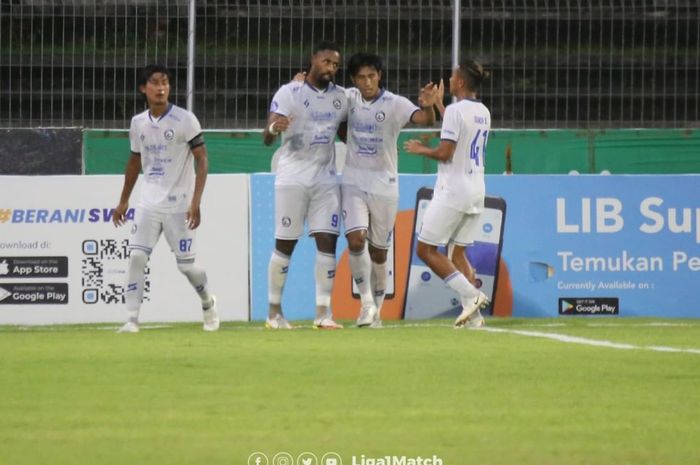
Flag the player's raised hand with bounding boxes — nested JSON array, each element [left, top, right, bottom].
[[112, 201, 129, 227], [419, 81, 437, 107], [434, 78, 446, 117], [436, 78, 445, 102], [291, 71, 306, 82], [186, 203, 201, 230]]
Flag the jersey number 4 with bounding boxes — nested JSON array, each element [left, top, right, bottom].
[[469, 129, 489, 167]]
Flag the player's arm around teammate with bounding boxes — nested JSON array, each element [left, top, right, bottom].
[[341, 53, 440, 327], [262, 41, 347, 330]]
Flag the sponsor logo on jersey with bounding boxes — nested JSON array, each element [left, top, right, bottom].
[[310, 111, 335, 122], [357, 145, 378, 157], [310, 134, 331, 146], [143, 143, 168, 154], [351, 122, 377, 133]]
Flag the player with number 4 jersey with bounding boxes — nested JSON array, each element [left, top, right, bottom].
[[404, 59, 492, 329]]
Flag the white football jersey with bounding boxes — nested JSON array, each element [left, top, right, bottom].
[[343, 88, 419, 198], [269, 81, 348, 187], [129, 104, 203, 213], [434, 98, 491, 213]]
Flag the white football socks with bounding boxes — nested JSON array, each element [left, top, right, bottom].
[[315, 251, 336, 312], [349, 248, 374, 307], [268, 250, 290, 306], [371, 259, 388, 314], [124, 249, 148, 323], [177, 261, 212, 307], [444, 271, 479, 301]]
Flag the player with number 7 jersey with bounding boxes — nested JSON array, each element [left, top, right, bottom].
[[404, 59, 492, 329]]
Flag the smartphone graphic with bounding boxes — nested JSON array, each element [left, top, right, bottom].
[[403, 187, 506, 319], [351, 230, 396, 299]]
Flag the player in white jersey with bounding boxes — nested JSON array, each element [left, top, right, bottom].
[[432, 78, 478, 287], [262, 41, 348, 329], [404, 59, 491, 329], [112, 64, 219, 333], [341, 53, 438, 328]]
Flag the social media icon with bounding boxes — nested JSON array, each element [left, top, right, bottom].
[[297, 452, 318, 465], [273, 452, 294, 465], [321, 452, 342, 465], [248, 452, 269, 465]]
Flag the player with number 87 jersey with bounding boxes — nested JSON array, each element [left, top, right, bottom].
[[111, 64, 219, 333]]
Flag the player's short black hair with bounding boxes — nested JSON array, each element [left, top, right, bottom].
[[312, 40, 341, 55], [138, 64, 172, 87], [457, 59, 489, 92], [347, 53, 384, 78]]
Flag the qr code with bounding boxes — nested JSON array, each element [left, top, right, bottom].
[[81, 239, 151, 304]]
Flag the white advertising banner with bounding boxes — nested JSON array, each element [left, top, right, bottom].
[[0, 175, 249, 324]]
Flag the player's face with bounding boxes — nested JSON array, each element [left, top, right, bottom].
[[309, 50, 341, 86], [140, 72, 170, 107], [351, 65, 382, 100]]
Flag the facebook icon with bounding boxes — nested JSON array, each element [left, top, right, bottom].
[[248, 452, 268, 465]]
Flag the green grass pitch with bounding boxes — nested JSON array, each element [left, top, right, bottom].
[[1, 318, 699, 465]]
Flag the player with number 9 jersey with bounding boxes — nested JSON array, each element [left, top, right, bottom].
[[262, 41, 348, 330]]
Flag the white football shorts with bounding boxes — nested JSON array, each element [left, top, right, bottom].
[[274, 182, 341, 239], [341, 185, 397, 250], [417, 198, 480, 247], [129, 207, 197, 261]]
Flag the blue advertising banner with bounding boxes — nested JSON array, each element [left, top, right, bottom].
[[250, 174, 700, 320], [487, 174, 700, 318]]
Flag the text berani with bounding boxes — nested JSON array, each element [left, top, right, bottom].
[[8, 208, 134, 223]]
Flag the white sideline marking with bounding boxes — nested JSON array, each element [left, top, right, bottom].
[[1, 324, 175, 332], [480, 327, 700, 355]]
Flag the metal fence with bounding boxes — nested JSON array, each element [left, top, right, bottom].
[[1, 1, 699, 129]]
